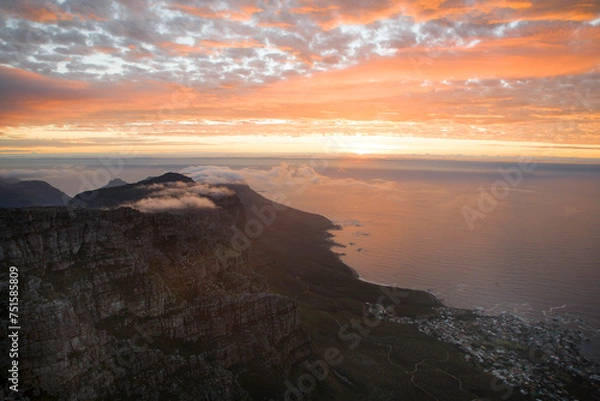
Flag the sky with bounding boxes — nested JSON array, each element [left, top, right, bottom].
[[0, 0, 599, 158]]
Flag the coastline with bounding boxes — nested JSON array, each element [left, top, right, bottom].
[[340, 240, 600, 365], [327, 225, 445, 305], [369, 303, 600, 400], [324, 221, 600, 399]]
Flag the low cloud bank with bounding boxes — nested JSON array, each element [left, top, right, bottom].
[[145, 181, 234, 199], [180, 166, 246, 185], [181, 162, 405, 197], [125, 181, 234, 213], [182, 163, 324, 192], [132, 195, 216, 212]]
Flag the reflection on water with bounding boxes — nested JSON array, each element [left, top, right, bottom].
[[282, 161, 600, 341]]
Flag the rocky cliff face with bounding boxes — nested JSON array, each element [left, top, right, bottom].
[[0, 204, 312, 400]]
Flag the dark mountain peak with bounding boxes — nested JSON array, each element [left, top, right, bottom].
[[0, 178, 70, 208], [69, 172, 231, 210], [140, 172, 194, 185], [102, 178, 128, 189]]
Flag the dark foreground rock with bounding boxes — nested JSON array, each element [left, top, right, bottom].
[[0, 205, 310, 400]]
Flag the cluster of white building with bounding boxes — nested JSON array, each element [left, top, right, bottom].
[[366, 304, 600, 400]]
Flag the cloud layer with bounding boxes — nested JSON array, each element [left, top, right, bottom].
[[130, 195, 217, 212], [180, 166, 246, 185], [123, 181, 234, 212], [0, 0, 598, 154]]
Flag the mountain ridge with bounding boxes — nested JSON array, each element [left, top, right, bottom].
[[0, 178, 70, 208], [68, 172, 224, 210], [101, 178, 128, 189]]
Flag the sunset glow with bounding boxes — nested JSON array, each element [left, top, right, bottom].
[[0, 0, 599, 158]]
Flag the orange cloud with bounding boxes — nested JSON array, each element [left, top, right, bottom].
[[2, 1, 108, 23], [5, 2, 74, 23], [223, 33, 597, 124], [200, 39, 265, 49], [255, 47, 596, 103], [169, 3, 261, 21], [0, 66, 197, 126], [290, 5, 340, 15], [258, 21, 295, 29], [405, 0, 597, 23], [292, 1, 406, 30], [93, 46, 120, 55], [156, 42, 209, 56]]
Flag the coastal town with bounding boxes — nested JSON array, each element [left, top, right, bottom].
[[367, 303, 600, 400]]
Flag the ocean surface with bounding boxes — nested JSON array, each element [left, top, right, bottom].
[[3, 156, 600, 359], [284, 162, 600, 314], [260, 158, 600, 361]]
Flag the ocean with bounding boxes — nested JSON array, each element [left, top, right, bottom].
[[252, 158, 600, 361], [273, 161, 600, 317]]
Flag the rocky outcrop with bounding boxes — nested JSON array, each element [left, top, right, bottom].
[[101, 178, 128, 189], [0, 205, 312, 400]]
